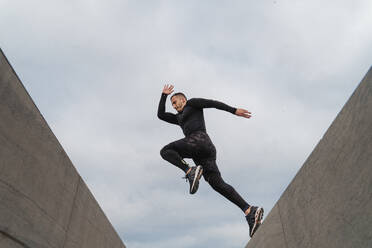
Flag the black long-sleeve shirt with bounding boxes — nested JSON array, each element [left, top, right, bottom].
[[157, 93, 237, 136]]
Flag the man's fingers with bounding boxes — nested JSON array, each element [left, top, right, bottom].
[[237, 109, 252, 118], [236, 109, 251, 114], [164, 84, 174, 90], [163, 84, 173, 91]]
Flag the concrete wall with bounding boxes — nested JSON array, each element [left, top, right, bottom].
[[0, 49, 126, 248], [246, 67, 372, 248]]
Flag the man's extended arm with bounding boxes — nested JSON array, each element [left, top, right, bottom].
[[157, 93, 179, 125], [187, 98, 237, 114], [187, 98, 252, 119]]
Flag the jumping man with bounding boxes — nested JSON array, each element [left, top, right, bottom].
[[157, 84, 264, 237]]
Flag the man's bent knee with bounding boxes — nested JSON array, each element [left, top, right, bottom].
[[160, 147, 168, 159], [160, 143, 175, 159]]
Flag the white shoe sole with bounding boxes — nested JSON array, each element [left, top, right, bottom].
[[250, 207, 264, 237], [190, 166, 203, 194]]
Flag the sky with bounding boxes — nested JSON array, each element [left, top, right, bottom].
[[1, 0, 372, 247]]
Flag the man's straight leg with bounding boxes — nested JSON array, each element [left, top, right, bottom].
[[202, 158, 250, 212], [202, 158, 264, 237]]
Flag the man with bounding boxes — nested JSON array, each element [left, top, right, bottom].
[[157, 84, 263, 237]]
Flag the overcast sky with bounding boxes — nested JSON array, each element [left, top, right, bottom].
[[1, 0, 372, 247]]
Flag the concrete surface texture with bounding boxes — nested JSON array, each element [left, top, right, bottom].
[[246, 67, 372, 248], [0, 48, 126, 248]]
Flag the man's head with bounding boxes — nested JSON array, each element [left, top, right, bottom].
[[170, 92, 187, 112]]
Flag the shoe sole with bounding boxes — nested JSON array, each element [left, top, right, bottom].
[[190, 166, 203, 194], [250, 207, 264, 237]]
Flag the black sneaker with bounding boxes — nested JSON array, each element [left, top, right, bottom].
[[245, 206, 264, 237], [183, 165, 203, 194]]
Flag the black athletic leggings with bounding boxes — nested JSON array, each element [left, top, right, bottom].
[[160, 131, 250, 212]]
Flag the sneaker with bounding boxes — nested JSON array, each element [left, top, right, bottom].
[[245, 206, 264, 237], [183, 165, 203, 194]]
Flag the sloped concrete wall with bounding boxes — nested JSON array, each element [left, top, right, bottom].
[[246, 67, 372, 248], [0, 49, 126, 248]]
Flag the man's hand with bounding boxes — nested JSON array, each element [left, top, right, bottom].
[[163, 84, 174, 95], [235, 108, 252, 119]]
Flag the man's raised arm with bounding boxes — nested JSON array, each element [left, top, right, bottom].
[[187, 98, 252, 119], [157, 85, 179, 125]]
